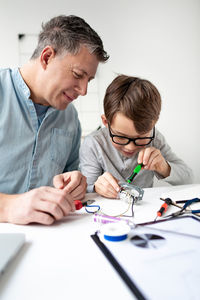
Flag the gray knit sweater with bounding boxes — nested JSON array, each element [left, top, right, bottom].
[[79, 127, 193, 192]]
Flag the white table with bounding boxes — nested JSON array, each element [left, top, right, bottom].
[[0, 184, 198, 300]]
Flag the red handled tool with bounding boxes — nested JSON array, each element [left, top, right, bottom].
[[154, 198, 172, 221], [74, 200, 84, 210], [74, 199, 100, 214], [74, 200, 97, 211]]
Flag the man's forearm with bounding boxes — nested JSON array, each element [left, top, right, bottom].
[[0, 193, 17, 223]]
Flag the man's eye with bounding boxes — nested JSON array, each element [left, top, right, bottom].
[[73, 71, 82, 79]]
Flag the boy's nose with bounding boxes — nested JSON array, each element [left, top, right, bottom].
[[124, 141, 137, 150]]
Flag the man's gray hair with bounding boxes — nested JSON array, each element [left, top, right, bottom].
[[31, 15, 109, 62]]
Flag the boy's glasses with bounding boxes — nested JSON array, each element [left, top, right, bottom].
[[108, 124, 155, 146]]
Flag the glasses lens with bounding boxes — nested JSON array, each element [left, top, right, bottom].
[[112, 136, 129, 145], [134, 138, 152, 146]]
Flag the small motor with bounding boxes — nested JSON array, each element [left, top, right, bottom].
[[119, 182, 144, 204]]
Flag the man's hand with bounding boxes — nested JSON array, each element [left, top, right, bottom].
[[94, 172, 120, 198], [0, 186, 75, 225], [53, 171, 87, 200], [138, 147, 171, 178]]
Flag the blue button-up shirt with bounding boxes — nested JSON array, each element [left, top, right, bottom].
[[0, 68, 81, 193]]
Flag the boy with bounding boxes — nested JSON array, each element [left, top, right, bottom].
[[79, 75, 193, 198]]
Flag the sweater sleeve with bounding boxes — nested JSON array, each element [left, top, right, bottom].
[[79, 135, 103, 192], [153, 130, 194, 185]]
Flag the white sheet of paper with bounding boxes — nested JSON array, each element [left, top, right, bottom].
[[100, 217, 200, 300]]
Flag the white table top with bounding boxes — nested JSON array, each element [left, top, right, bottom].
[[0, 184, 199, 300]]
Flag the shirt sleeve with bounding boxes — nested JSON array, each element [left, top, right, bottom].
[[63, 119, 81, 172], [79, 135, 103, 192], [153, 130, 194, 185]]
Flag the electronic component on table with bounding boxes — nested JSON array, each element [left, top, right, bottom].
[[119, 182, 144, 204]]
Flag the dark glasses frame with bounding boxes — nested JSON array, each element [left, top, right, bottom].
[[108, 124, 155, 146]]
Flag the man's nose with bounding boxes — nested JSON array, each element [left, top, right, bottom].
[[76, 79, 88, 96]]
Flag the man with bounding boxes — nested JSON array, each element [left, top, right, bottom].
[[0, 15, 109, 225]]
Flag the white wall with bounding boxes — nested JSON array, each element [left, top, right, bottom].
[[0, 0, 199, 183]]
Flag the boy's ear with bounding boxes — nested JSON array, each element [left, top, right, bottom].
[[101, 114, 108, 127]]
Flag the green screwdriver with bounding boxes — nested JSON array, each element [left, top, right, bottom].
[[127, 163, 143, 183]]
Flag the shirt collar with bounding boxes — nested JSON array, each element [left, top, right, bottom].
[[12, 68, 59, 114], [12, 68, 31, 99]]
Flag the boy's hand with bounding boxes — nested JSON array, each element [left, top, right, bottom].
[[138, 147, 171, 178], [94, 172, 120, 198]]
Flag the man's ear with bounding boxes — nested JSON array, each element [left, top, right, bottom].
[[101, 114, 108, 127], [40, 46, 55, 70]]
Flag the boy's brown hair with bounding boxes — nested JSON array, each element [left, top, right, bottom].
[[103, 75, 161, 133]]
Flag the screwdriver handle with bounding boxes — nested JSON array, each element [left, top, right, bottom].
[[157, 198, 172, 217], [74, 200, 83, 210], [157, 203, 168, 217], [127, 163, 143, 183], [127, 172, 137, 183]]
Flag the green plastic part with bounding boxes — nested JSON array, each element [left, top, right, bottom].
[[134, 163, 142, 174]]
